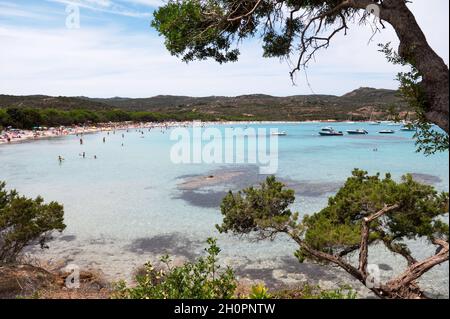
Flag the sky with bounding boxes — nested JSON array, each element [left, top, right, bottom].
[[0, 0, 449, 98]]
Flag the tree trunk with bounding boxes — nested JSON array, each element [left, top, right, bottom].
[[381, 0, 449, 133]]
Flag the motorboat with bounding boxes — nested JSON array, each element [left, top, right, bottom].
[[347, 129, 368, 135], [379, 130, 395, 134], [272, 131, 287, 136], [319, 127, 344, 136]]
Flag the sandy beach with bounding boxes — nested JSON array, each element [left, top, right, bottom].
[[0, 119, 370, 146]]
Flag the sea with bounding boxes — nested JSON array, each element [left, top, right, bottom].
[[1, 122, 448, 297]]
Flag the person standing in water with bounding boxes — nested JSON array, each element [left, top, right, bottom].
[[80, 138, 83, 145], [103, 137, 106, 143], [83, 152, 86, 158]]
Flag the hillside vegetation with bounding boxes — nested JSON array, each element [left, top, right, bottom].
[[0, 87, 409, 123]]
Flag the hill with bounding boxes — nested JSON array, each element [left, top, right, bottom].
[[0, 87, 409, 121], [0, 95, 112, 111]]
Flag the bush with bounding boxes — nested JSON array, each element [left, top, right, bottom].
[[0, 181, 65, 264], [218, 170, 449, 299], [113, 238, 237, 299]]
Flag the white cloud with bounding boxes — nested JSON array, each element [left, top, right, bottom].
[[121, 0, 164, 7], [47, 0, 153, 18], [0, 0, 448, 97], [0, 1, 46, 18]]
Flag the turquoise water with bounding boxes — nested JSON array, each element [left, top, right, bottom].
[[0, 122, 448, 296]]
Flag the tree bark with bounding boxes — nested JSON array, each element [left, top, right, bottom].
[[385, 239, 449, 293], [359, 205, 400, 275], [286, 202, 448, 299], [337, 0, 449, 133], [380, 0, 449, 133]]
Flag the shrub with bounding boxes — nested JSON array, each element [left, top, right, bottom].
[[113, 238, 237, 299], [0, 182, 65, 264]]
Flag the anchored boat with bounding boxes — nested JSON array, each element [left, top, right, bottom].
[[347, 129, 368, 135], [319, 127, 344, 136], [272, 131, 287, 136]]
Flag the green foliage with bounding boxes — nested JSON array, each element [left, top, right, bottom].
[[414, 122, 450, 156], [151, 1, 360, 64], [0, 107, 223, 130], [218, 170, 449, 263], [301, 170, 448, 257], [217, 176, 297, 238], [1, 88, 410, 124], [0, 181, 66, 264], [379, 43, 449, 155], [113, 238, 237, 299], [152, 1, 241, 63]]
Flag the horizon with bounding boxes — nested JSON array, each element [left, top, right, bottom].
[[1, 86, 398, 100], [0, 1, 448, 98]]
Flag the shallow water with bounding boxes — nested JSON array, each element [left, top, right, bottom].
[[1, 122, 448, 297]]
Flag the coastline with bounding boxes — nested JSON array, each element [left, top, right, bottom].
[[0, 119, 385, 146]]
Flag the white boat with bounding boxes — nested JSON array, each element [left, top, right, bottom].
[[346, 115, 355, 124], [319, 127, 344, 136], [347, 129, 368, 135], [379, 130, 395, 134], [272, 131, 287, 136], [368, 109, 381, 125], [400, 126, 416, 132]]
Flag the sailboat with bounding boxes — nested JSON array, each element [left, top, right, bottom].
[[346, 115, 356, 124], [368, 108, 381, 125], [400, 112, 416, 131]]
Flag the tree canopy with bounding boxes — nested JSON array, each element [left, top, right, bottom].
[[152, 0, 449, 134], [218, 170, 449, 299]]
